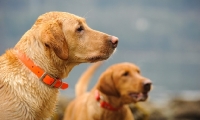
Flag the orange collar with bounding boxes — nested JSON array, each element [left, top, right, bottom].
[[15, 49, 68, 90], [95, 90, 122, 111]]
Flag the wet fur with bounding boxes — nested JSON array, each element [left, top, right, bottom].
[[0, 12, 117, 120]]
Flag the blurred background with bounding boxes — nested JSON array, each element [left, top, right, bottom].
[[1, 0, 200, 119]]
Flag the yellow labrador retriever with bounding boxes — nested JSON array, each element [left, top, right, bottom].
[[64, 62, 151, 120], [0, 11, 118, 120]]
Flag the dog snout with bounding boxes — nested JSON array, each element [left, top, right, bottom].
[[110, 36, 118, 48], [143, 80, 152, 92]]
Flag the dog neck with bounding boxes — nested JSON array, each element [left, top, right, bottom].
[[14, 49, 69, 90], [94, 89, 123, 111]]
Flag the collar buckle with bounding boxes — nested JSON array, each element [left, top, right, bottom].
[[40, 72, 58, 88]]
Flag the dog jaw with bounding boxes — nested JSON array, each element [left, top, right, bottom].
[[129, 92, 149, 103]]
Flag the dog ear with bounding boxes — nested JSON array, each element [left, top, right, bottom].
[[97, 69, 120, 97], [40, 20, 68, 60]]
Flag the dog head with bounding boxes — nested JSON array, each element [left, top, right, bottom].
[[97, 62, 152, 104], [35, 12, 118, 62]]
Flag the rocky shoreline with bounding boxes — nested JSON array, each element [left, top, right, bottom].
[[52, 91, 200, 120]]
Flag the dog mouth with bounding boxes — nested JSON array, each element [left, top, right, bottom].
[[76, 54, 111, 63], [87, 50, 116, 63], [87, 56, 110, 63], [129, 92, 148, 102]]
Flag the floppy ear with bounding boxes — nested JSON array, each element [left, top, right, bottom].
[[97, 69, 120, 97], [40, 20, 68, 60]]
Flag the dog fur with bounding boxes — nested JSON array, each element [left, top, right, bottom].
[[0, 12, 118, 120], [64, 62, 152, 120]]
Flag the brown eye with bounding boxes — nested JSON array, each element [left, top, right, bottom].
[[77, 26, 84, 32], [122, 71, 129, 76]]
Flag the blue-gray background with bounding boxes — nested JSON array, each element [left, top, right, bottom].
[[1, 0, 200, 100]]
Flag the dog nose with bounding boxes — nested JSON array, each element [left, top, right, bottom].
[[110, 36, 118, 48], [143, 80, 152, 92]]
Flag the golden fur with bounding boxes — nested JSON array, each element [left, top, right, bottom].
[[64, 62, 152, 120], [0, 11, 118, 120]]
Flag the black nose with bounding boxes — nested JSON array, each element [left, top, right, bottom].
[[143, 81, 152, 92], [110, 36, 118, 48]]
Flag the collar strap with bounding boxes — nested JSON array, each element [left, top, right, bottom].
[[95, 90, 122, 111], [15, 49, 69, 90]]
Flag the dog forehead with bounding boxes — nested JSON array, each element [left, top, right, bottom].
[[111, 63, 139, 70], [35, 11, 85, 25], [62, 12, 86, 23], [107, 63, 140, 76]]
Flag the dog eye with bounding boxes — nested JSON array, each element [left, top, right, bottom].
[[77, 26, 84, 32], [122, 71, 129, 76]]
